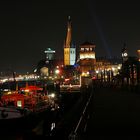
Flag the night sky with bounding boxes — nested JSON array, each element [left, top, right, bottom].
[[0, 0, 140, 74]]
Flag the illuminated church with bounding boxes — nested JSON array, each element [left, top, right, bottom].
[[64, 16, 76, 66], [63, 16, 122, 80]]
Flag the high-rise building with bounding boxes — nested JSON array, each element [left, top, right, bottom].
[[64, 16, 76, 66], [44, 48, 55, 61]]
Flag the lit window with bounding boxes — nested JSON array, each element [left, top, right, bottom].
[[17, 100, 22, 107], [81, 48, 84, 51], [85, 48, 89, 51]]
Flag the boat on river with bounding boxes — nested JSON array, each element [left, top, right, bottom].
[[0, 83, 60, 132]]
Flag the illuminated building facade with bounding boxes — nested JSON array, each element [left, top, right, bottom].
[[64, 16, 76, 66], [95, 58, 122, 81], [77, 41, 121, 80], [79, 42, 96, 60], [44, 48, 55, 61], [78, 42, 96, 75], [120, 48, 140, 86]]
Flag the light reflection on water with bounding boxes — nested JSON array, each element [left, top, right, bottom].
[[51, 122, 55, 131]]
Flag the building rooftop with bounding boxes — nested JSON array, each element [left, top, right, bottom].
[[80, 41, 95, 46]]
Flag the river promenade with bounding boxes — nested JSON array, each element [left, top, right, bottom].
[[84, 83, 140, 139]]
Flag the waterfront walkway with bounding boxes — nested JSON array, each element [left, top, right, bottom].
[[84, 85, 140, 139]]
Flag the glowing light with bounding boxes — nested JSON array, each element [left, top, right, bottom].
[[17, 100, 22, 107], [25, 89, 29, 92], [7, 91, 12, 95], [117, 66, 121, 70], [112, 67, 115, 71], [96, 70, 99, 74], [124, 53, 127, 56], [82, 72, 85, 76], [50, 93, 55, 98], [55, 69, 60, 74], [1, 78, 8, 83], [87, 71, 89, 75], [65, 78, 70, 82], [3, 89, 9, 92], [34, 69, 37, 73]]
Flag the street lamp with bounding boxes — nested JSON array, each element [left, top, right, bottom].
[[96, 70, 99, 79], [55, 69, 60, 74]]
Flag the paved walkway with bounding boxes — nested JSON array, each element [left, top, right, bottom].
[[84, 86, 140, 139]]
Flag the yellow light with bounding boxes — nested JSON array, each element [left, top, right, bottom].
[[96, 70, 99, 74], [87, 71, 89, 75], [25, 89, 29, 92], [50, 93, 55, 98], [112, 67, 115, 71], [7, 91, 12, 95], [117, 66, 121, 70], [55, 69, 60, 74], [82, 72, 85, 76]]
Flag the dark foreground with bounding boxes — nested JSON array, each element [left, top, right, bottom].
[[1, 84, 140, 140], [83, 85, 140, 139]]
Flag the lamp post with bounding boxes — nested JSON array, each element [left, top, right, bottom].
[[96, 70, 99, 79]]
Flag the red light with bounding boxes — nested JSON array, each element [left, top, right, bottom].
[[92, 76, 96, 80]]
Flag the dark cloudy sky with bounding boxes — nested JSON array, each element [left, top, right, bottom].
[[0, 0, 140, 73]]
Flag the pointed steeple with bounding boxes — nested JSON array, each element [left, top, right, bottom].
[[64, 16, 76, 66], [65, 16, 72, 48], [68, 15, 71, 21]]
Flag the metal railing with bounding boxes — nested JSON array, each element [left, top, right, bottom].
[[68, 85, 93, 140]]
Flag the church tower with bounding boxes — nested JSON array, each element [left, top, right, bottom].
[[64, 16, 76, 66], [122, 44, 128, 63]]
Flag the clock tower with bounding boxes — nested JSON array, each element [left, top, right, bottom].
[[122, 45, 128, 62]]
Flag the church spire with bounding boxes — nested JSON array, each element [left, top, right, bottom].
[[64, 16, 76, 66], [65, 16, 72, 48], [68, 15, 71, 21]]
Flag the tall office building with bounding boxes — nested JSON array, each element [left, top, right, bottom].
[[44, 48, 55, 61]]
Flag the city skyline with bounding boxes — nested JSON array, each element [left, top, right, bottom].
[[0, 1, 140, 73]]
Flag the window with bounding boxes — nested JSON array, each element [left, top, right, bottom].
[[85, 48, 89, 51], [81, 48, 84, 51]]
